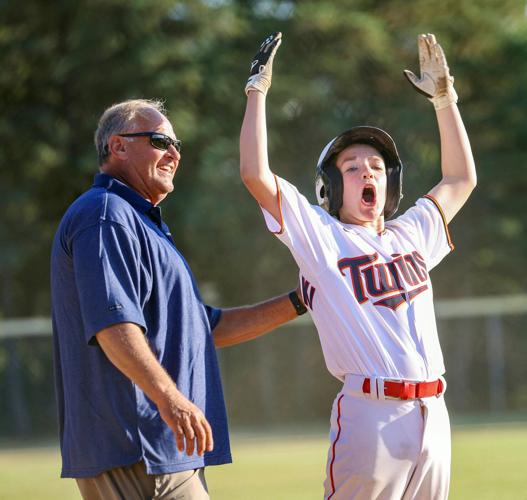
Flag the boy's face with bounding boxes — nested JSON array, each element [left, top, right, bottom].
[[335, 143, 387, 227]]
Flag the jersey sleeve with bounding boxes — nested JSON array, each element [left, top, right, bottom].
[[71, 220, 148, 344], [260, 176, 333, 275], [390, 195, 454, 270]]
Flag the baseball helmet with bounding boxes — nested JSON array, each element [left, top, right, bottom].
[[315, 126, 403, 219]]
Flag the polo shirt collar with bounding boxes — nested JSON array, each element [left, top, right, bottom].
[[93, 173, 170, 237], [94, 173, 154, 214]]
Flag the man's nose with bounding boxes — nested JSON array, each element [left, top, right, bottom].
[[165, 145, 181, 160]]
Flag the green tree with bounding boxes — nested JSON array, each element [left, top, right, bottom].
[[2, 0, 526, 316], [1, 0, 527, 435]]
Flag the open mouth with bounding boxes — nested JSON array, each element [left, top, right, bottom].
[[158, 164, 175, 174], [361, 185, 376, 206]]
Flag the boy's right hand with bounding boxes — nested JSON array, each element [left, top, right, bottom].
[[245, 32, 282, 96]]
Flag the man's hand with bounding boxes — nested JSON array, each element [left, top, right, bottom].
[[245, 32, 282, 96], [403, 33, 458, 110], [157, 388, 214, 457], [95, 323, 214, 457]]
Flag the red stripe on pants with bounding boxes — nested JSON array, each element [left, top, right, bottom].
[[328, 394, 345, 499]]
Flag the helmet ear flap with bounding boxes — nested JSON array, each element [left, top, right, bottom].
[[315, 173, 328, 210], [383, 164, 403, 219], [315, 163, 343, 218]]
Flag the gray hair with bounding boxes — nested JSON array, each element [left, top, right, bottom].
[[94, 99, 167, 165]]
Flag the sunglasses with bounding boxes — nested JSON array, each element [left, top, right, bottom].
[[118, 132, 182, 153]]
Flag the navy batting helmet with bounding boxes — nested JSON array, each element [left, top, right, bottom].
[[315, 126, 403, 219]]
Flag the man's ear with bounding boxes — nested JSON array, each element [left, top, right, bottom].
[[107, 135, 128, 160]]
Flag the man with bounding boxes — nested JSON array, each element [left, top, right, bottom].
[[240, 33, 476, 499], [51, 98, 307, 499]]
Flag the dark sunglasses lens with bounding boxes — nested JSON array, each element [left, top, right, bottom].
[[150, 135, 171, 150], [150, 134, 181, 152]]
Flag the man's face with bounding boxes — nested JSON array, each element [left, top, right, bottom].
[[113, 109, 180, 205], [335, 143, 387, 227]]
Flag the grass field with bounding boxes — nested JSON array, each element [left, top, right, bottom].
[[1, 422, 526, 499]]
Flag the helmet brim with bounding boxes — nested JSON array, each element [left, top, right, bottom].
[[317, 126, 401, 172]]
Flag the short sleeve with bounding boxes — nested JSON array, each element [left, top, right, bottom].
[[72, 220, 148, 344], [389, 195, 454, 270], [260, 176, 334, 276], [204, 305, 222, 331]]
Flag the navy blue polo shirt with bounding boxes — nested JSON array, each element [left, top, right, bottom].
[[51, 173, 231, 478]]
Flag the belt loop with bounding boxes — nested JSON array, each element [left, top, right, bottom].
[[368, 377, 377, 399], [400, 381, 410, 400], [376, 377, 386, 401], [438, 376, 447, 397], [365, 377, 380, 400]]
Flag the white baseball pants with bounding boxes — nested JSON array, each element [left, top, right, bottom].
[[324, 376, 451, 500]]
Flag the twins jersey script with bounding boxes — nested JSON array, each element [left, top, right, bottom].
[[262, 177, 454, 383]]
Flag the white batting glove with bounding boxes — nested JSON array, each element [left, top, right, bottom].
[[245, 32, 282, 96], [403, 33, 458, 110]]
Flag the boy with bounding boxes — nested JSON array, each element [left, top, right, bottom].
[[239, 33, 476, 499]]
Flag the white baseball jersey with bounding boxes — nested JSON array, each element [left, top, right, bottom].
[[262, 176, 453, 383]]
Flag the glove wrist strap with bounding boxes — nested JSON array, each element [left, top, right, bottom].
[[245, 75, 271, 96], [245, 85, 268, 96], [430, 87, 458, 110]]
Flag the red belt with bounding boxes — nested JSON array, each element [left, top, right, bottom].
[[362, 378, 444, 400]]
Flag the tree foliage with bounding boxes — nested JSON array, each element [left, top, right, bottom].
[[0, 0, 526, 317]]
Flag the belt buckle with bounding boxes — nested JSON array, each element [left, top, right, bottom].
[[382, 378, 404, 400], [383, 378, 419, 400], [368, 377, 426, 401]]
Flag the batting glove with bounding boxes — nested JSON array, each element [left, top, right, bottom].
[[245, 32, 282, 96], [403, 33, 458, 110]]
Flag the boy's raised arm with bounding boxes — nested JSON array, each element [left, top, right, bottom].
[[404, 33, 477, 223], [240, 32, 283, 223]]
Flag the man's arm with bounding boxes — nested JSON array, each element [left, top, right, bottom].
[[240, 32, 283, 223], [404, 34, 477, 223], [213, 289, 305, 348], [95, 323, 213, 456]]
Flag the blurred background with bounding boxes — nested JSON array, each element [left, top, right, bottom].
[[0, 0, 526, 497]]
